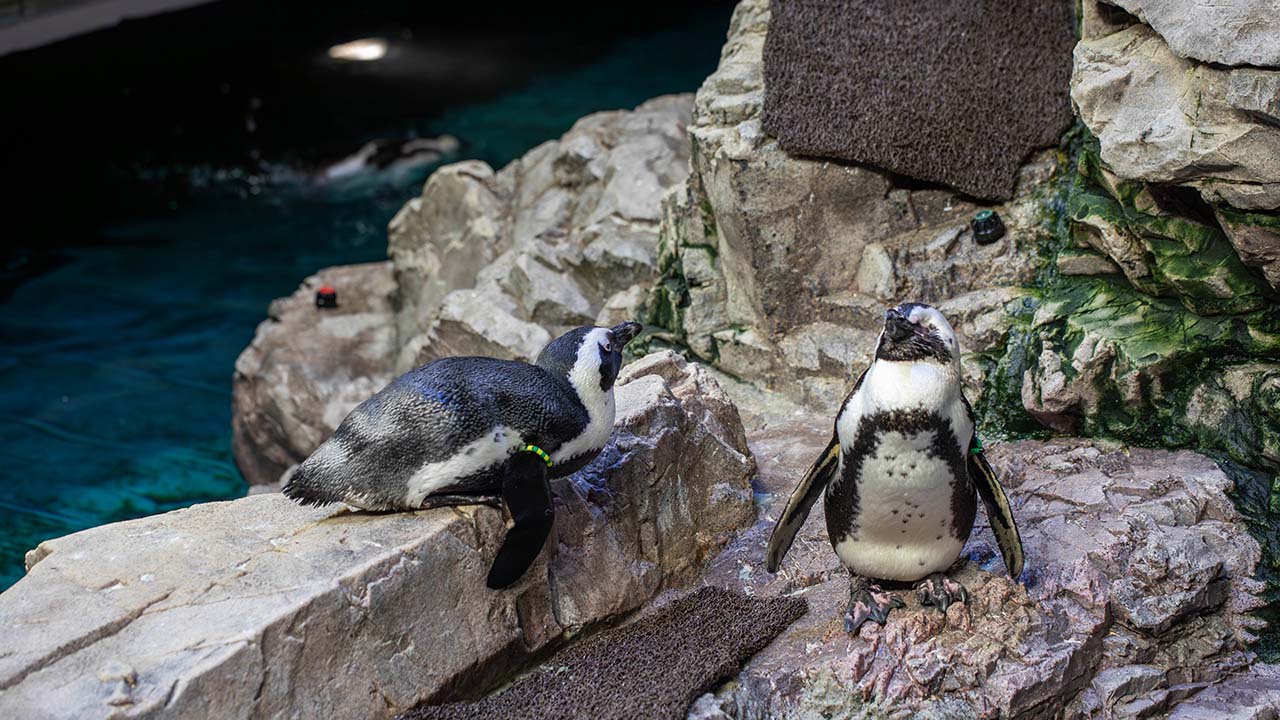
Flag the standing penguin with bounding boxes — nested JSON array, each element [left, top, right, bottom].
[[765, 303, 1023, 632], [283, 321, 643, 590]]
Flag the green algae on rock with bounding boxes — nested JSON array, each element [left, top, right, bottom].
[[1069, 144, 1275, 315], [978, 132, 1280, 475]]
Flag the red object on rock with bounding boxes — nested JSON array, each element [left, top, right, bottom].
[[315, 285, 338, 309]]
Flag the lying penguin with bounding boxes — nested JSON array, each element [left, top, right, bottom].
[[284, 321, 643, 589], [765, 303, 1023, 632]]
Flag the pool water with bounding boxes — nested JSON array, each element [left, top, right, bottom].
[[0, 5, 732, 589]]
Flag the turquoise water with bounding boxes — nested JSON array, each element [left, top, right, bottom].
[[0, 9, 730, 589]]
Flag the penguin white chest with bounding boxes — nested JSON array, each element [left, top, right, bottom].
[[831, 429, 965, 581]]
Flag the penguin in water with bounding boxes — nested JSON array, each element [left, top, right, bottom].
[[765, 303, 1024, 632], [283, 321, 643, 590]]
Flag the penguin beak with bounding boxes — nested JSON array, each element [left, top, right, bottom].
[[884, 308, 914, 342], [610, 321, 642, 348]]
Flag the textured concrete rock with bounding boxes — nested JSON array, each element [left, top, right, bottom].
[[691, 435, 1270, 719], [1216, 207, 1280, 291], [1013, 273, 1280, 472], [0, 354, 755, 720], [232, 262, 398, 487], [1072, 21, 1280, 211], [645, 0, 1051, 411], [391, 95, 692, 352], [1106, 0, 1280, 68]]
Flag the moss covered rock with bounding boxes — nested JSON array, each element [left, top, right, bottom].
[[1069, 144, 1275, 315]]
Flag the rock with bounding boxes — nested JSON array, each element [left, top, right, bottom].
[[1010, 261, 1280, 474], [0, 353, 755, 719], [387, 161, 512, 345], [391, 95, 693, 347], [693, 436, 1270, 718], [595, 285, 647, 328], [645, 0, 1052, 407], [1105, 0, 1280, 67], [1072, 21, 1280, 210], [1215, 206, 1280, 290], [1056, 248, 1123, 277], [1229, 70, 1280, 127], [1167, 664, 1280, 719], [413, 287, 552, 366], [231, 262, 398, 487], [1067, 144, 1274, 316]]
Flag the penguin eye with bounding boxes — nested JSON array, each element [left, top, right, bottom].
[[602, 341, 612, 353]]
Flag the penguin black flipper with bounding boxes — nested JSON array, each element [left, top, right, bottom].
[[766, 435, 840, 573], [486, 451, 555, 590], [766, 367, 867, 573], [963, 398, 1025, 580]]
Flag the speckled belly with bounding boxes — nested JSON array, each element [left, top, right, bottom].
[[827, 430, 971, 582]]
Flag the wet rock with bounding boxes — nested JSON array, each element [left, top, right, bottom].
[[1072, 21, 1280, 211], [232, 262, 398, 487], [0, 353, 755, 720], [692, 436, 1269, 718], [645, 0, 1050, 406]]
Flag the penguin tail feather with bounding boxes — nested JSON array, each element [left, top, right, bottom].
[[281, 465, 342, 507]]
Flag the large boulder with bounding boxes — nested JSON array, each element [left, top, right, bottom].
[[232, 262, 399, 487], [692, 433, 1273, 718], [0, 353, 754, 720], [645, 0, 1056, 413], [1072, 11, 1280, 211], [389, 94, 694, 372]]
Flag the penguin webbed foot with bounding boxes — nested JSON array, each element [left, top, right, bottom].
[[915, 573, 969, 616], [843, 576, 904, 634]]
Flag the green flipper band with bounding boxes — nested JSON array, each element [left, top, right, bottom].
[[520, 444, 553, 468], [972, 435, 983, 455]]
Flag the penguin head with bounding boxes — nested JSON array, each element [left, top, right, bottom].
[[875, 303, 959, 366], [536, 321, 643, 393]]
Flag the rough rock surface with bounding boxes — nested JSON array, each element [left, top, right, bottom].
[[645, 0, 1055, 412], [1106, 0, 1280, 68], [1216, 206, 1280, 291], [232, 97, 693, 486], [232, 262, 399, 487], [0, 353, 755, 720], [1072, 11, 1280, 211], [389, 94, 694, 372], [690, 433, 1273, 719]]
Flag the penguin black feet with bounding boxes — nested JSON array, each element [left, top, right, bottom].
[[844, 575, 904, 633], [915, 573, 969, 615]]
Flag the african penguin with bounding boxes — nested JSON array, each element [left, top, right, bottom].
[[283, 320, 643, 589], [765, 303, 1024, 632]]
